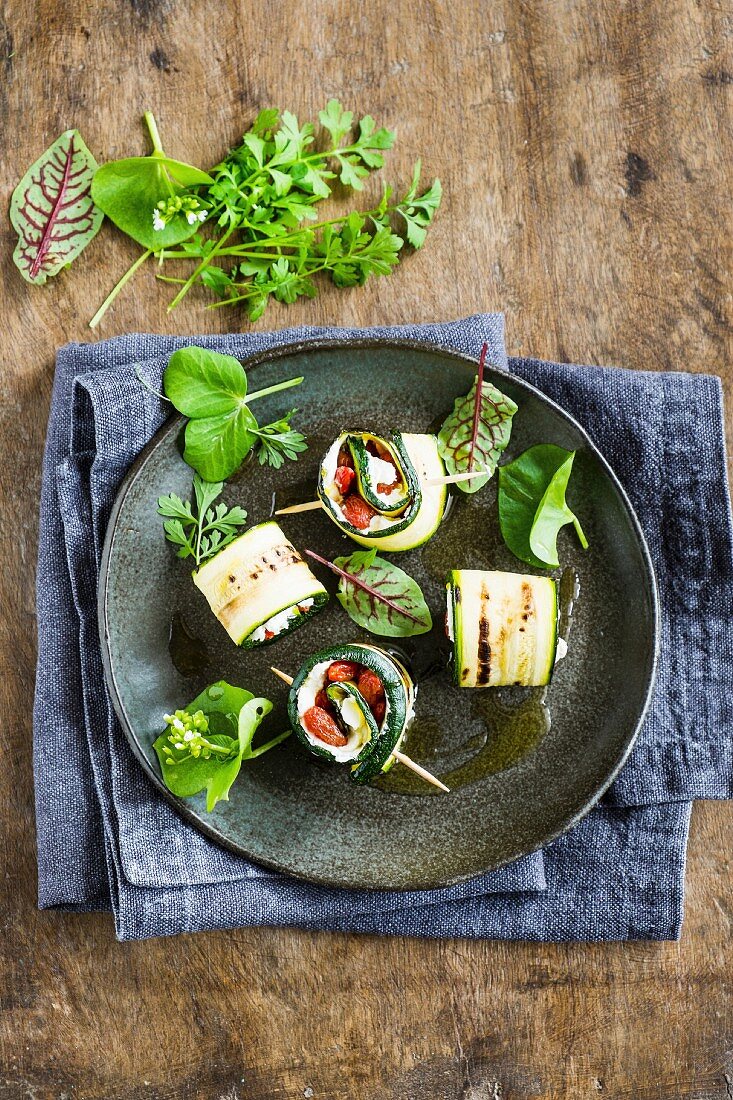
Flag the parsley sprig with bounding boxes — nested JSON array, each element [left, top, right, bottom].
[[157, 474, 248, 567]]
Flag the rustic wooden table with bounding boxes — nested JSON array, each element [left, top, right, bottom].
[[1, 2, 731, 1097]]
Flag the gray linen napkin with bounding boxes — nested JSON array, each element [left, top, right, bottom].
[[34, 314, 733, 940]]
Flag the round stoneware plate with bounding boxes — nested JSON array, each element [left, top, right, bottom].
[[99, 339, 658, 890]]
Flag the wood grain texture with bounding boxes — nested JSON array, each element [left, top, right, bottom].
[[0, 1, 731, 1097]]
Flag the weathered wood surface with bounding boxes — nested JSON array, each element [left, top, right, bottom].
[[0, 1, 731, 1097]]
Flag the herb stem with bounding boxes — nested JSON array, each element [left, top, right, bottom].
[[468, 342, 488, 472], [89, 248, 152, 329], [166, 225, 235, 312], [573, 516, 589, 549], [144, 110, 164, 155], [245, 376, 304, 404], [304, 549, 424, 626], [245, 729, 292, 758]]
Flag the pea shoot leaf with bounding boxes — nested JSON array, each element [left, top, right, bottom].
[[153, 684, 290, 812], [161, 345, 307, 481], [497, 444, 589, 568]]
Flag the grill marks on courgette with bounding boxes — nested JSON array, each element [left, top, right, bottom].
[[193, 520, 328, 648], [447, 570, 558, 688], [476, 581, 492, 686]]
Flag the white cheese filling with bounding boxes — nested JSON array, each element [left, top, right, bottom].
[[445, 588, 455, 642], [321, 437, 406, 534], [297, 660, 369, 762], [250, 598, 314, 644]]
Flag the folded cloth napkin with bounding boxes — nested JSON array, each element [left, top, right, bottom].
[[34, 314, 733, 941]]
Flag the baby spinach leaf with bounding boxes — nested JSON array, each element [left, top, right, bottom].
[[11, 129, 103, 284], [325, 548, 432, 637], [498, 445, 589, 569], [161, 345, 307, 481], [438, 358, 517, 494], [91, 111, 213, 250], [153, 683, 290, 812]]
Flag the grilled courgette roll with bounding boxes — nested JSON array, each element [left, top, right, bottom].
[[193, 521, 328, 648], [317, 431, 447, 552], [287, 643, 415, 783], [446, 570, 558, 688]]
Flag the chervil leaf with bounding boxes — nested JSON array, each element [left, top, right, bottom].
[[318, 99, 354, 145], [396, 161, 442, 248], [157, 474, 248, 567]]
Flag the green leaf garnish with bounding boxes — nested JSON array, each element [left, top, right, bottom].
[[152, 682, 290, 812], [438, 347, 517, 494], [497, 444, 589, 569], [162, 345, 307, 481], [11, 129, 103, 284], [305, 548, 432, 637], [91, 111, 213, 251], [157, 473, 248, 567]]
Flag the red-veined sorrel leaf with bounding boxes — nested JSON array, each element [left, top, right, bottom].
[[307, 548, 432, 637], [437, 347, 518, 495], [11, 130, 103, 285]]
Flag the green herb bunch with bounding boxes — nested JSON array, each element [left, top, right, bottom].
[[90, 103, 441, 326]]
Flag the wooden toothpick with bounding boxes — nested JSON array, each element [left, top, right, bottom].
[[425, 469, 488, 487], [393, 750, 450, 792], [270, 667, 294, 686], [274, 500, 324, 516], [271, 667, 449, 793]]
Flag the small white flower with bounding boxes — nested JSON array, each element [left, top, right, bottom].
[[186, 210, 197, 225], [183, 730, 194, 742], [153, 209, 166, 232], [197, 209, 207, 222]]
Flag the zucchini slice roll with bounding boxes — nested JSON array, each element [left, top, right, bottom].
[[446, 569, 558, 688], [317, 431, 448, 552], [287, 643, 415, 783], [192, 521, 328, 648]]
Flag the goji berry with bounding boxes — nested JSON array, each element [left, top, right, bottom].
[[371, 699, 386, 725], [327, 660, 361, 682], [303, 706, 348, 747], [357, 668, 385, 712], [335, 465, 356, 494], [341, 494, 376, 530], [314, 688, 334, 713]]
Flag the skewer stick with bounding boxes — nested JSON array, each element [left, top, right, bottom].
[[274, 500, 324, 515], [393, 750, 450, 792], [269, 667, 450, 793], [426, 469, 488, 487], [270, 667, 294, 686]]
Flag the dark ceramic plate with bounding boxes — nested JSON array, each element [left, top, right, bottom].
[[99, 339, 658, 890]]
